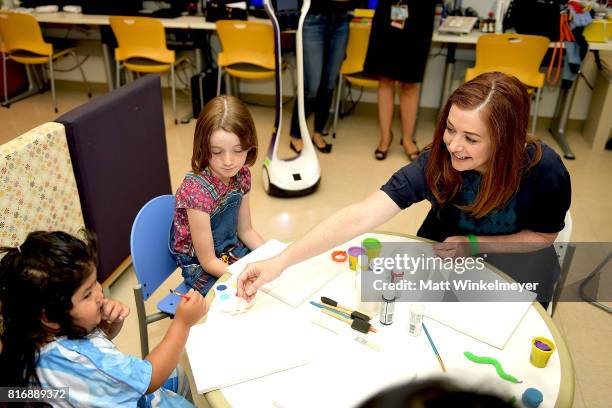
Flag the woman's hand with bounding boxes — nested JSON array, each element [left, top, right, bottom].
[[433, 236, 471, 258], [237, 257, 285, 302]]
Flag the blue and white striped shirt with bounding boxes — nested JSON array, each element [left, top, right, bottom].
[[36, 329, 193, 407]]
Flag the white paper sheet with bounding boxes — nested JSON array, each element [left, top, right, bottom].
[[228, 240, 345, 308], [424, 301, 533, 349], [186, 308, 309, 393]]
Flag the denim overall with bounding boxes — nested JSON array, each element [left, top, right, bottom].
[[170, 174, 250, 295]]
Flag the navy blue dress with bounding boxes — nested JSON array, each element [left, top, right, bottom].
[[364, 0, 436, 83]]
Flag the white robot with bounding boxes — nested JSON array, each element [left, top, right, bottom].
[[262, 0, 320, 197]]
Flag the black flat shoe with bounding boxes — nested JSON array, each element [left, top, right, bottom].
[[374, 148, 389, 160], [312, 138, 332, 153], [289, 140, 302, 155], [375, 132, 393, 160]]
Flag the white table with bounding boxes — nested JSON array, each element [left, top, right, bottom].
[[31, 12, 216, 29], [192, 233, 573, 408]]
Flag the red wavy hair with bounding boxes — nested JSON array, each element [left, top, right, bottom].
[[425, 72, 542, 218]]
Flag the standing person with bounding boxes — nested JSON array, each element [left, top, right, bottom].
[[237, 72, 571, 306], [171, 95, 265, 295], [289, 0, 357, 155], [364, 0, 436, 160], [0, 231, 207, 407]]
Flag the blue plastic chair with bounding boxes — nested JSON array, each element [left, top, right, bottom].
[[130, 194, 189, 357]]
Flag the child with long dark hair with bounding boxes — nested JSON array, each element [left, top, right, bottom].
[[0, 231, 207, 407]]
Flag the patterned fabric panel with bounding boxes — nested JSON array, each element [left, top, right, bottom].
[[0, 122, 85, 247]]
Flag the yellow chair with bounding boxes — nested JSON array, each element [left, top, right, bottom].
[[0, 11, 91, 112], [215, 20, 283, 97], [110, 16, 189, 124], [465, 33, 550, 135], [331, 22, 379, 138]]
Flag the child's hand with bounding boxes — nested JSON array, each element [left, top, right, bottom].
[[175, 289, 207, 327], [100, 299, 130, 324]]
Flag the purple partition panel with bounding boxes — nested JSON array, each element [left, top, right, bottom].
[[57, 75, 172, 283]]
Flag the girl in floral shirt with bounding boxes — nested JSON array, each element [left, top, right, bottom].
[[170, 96, 265, 294]]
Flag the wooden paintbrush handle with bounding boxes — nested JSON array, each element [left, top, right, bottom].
[[321, 308, 352, 324]]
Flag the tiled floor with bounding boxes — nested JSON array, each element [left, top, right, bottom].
[[1, 84, 611, 407]]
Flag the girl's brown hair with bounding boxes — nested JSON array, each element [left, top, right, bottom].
[[191, 95, 258, 173], [425, 71, 542, 218]]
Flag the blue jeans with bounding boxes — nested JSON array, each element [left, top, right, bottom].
[[139, 367, 193, 407], [169, 249, 219, 296], [170, 237, 249, 295], [290, 12, 350, 138]]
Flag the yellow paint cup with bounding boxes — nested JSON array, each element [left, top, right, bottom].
[[530, 336, 556, 368], [362, 237, 382, 260], [348, 246, 366, 271]]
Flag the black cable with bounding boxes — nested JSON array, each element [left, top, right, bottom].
[[53, 55, 90, 72], [429, 43, 447, 58], [578, 71, 594, 91], [578, 251, 612, 314], [63, 25, 73, 39], [340, 83, 364, 118]]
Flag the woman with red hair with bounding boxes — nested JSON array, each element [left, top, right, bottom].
[[238, 72, 571, 305]]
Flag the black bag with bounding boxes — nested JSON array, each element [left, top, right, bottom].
[[206, 0, 248, 22], [503, 0, 563, 41], [191, 68, 219, 119], [272, 0, 301, 31], [82, 0, 142, 15]]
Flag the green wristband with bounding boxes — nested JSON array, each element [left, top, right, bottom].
[[466, 234, 479, 256]]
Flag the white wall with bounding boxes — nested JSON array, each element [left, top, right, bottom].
[[462, 0, 497, 19]]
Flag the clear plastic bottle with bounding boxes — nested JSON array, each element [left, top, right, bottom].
[[434, 4, 443, 29], [355, 270, 380, 317], [408, 303, 424, 336], [391, 270, 404, 301], [480, 17, 489, 33], [487, 11, 496, 33], [379, 290, 395, 325]]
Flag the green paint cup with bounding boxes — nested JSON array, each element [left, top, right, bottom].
[[362, 237, 382, 260]]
